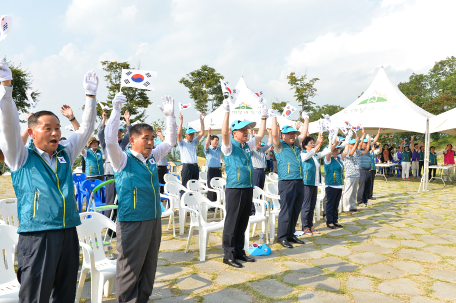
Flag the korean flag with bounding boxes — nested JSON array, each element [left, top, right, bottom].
[[121, 69, 157, 91], [220, 79, 239, 104], [282, 103, 296, 118], [0, 15, 12, 41], [179, 103, 192, 111]]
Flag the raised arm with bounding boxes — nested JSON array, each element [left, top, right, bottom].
[[358, 129, 365, 150], [153, 96, 177, 161], [221, 99, 231, 148], [105, 93, 128, 172], [177, 113, 183, 143], [399, 140, 404, 152], [297, 111, 310, 144], [349, 136, 359, 156], [205, 127, 211, 150], [271, 116, 280, 146], [0, 61, 28, 171], [255, 105, 268, 145], [98, 112, 107, 150], [361, 137, 370, 155], [372, 128, 381, 144], [326, 137, 338, 162], [410, 136, 414, 150], [61, 104, 80, 131], [21, 113, 33, 145], [314, 133, 324, 153], [124, 110, 131, 126], [197, 114, 205, 141]]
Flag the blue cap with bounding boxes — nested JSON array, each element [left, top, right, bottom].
[[363, 138, 368, 143], [186, 127, 198, 135], [247, 244, 271, 256], [231, 120, 256, 131], [155, 139, 162, 145], [261, 142, 265, 146], [349, 139, 357, 144], [281, 125, 300, 134], [404, 144, 409, 147], [119, 126, 125, 130]]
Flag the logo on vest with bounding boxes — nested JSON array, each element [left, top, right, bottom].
[[57, 156, 67, 164], [149, 158, 156, 165], [245, 148, 250, 153]]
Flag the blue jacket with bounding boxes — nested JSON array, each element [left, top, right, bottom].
[[224, 139, 254, 188], [11, 144, 80, 233], [113, 149, 161, 222], [274, 140, 302, 181], [324, 156, 344, 186], [85, 148, 104, 176]]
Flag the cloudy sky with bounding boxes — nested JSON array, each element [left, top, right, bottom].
[[2, 0, 456, 136]]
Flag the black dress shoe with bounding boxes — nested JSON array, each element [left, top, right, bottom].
[[326, 223, 337, 229], [279, 240, 293, 248], [223, 258, 243, 268], [334, 223, 344, 228], [237, 255, 256, 262], [369, 197, 376, 200], [288, 236, 305, 244]]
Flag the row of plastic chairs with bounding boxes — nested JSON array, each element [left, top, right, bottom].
[[73, 173, 106, 213]]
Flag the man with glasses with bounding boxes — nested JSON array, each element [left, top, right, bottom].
[[271, 114, 309, 248], [220, 100, 268, 268]]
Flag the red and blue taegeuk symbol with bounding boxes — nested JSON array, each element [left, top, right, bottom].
[[286, 110, 292, 116], [182, 104, 189, 109], [131, 74, 144, 83]]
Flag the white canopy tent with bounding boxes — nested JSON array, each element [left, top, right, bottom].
[[308, 67, 437, 191], [430, 107, 456, 136], [188, 77, 294, 134]]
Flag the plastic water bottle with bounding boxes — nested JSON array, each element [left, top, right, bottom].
[[259, 232, 265, 245]]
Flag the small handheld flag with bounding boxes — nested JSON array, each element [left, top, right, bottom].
[[120, 69, 157, 91], [196, 111, 205, 119], [26, 89, 36, 110], [102, 105, 112, 111], [282, 103, 296, 118], [65, 125, 75, 132], [119, 120, 126, 127], [179, 103, 192, 111], [0, 15, 12, 41], [220, 79, 239, 103]]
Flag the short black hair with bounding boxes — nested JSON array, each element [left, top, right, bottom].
[[210, 135, 218, 141], [28, 111, 60, 128], [430, 146, 435, 150], [302, 136, 315, 149], [60, 137, 67, 141], [414, 143, 418, 146], [129, 123, 154, 138]]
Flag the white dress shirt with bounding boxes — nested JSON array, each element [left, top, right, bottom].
[[0, 85, 97, 171], [105, 107, 176, 172], [221, 137, 257, 156]]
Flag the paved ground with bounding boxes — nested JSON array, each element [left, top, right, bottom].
[[1, 175, 456, 302]]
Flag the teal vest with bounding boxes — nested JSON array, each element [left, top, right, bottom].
[[429, 152, 437, 165], [224, 139, 254, 188], [302, 150, 318, 186], [324, 156, 344, 186], [11, 143, 80, 233], [274, 140, 302, 181], [402, 150, 412, 162], [85, 148, 104, 176], [419, 151, 424, 161], [113, 149, 161, 222]]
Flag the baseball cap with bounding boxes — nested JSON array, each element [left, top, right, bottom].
[[231, 120, 256, 131], [186, 127, 198, 135], [281, 125, 300, 134]]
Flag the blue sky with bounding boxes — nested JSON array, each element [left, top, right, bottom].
[[2, 0, 455, 136]]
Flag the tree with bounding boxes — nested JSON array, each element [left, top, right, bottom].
[[3, 58, 40, 117], [287, 72, 319, 118], [179, 65, 225, 115], [271, 97, 287, 114], [100, 61, 152, 123], [309, 104, 344, 122]]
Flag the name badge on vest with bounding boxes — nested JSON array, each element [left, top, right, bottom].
[[57, 156, 67, 164], [245, 148, 250, 153], [149, 158, 156, 165]]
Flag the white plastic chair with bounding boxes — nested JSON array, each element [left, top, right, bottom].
[[0, 199, 19, 228], [0, 225, 19, 303], [187, 179, 223, 220], [314, 181, 325, 223], [160, 194, 175, 237], [244, 187, 269, 251], [182, 192, 225, 261], [266, 172, 279, 183], [199, 172, 207, 186], [76, 212, 117, 303], [210, 177, 226, 219], [164, 182, 189, 235], [265, 182, 281, 243], [164, 173, 181, 184]]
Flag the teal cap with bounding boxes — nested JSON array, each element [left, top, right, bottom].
[[281, 125, 299, 134], [186, 127, 198, 135], [231, 120, 256, 131]]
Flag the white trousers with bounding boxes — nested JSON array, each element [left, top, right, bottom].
[[444, 166, 455, 180], [342, 177, 359, 211], [402, 162, 411, 179], [411, 161, 419, 177]]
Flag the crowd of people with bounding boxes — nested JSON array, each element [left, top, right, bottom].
[[1, 60, 455, 303]]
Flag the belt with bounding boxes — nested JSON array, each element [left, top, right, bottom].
[[158, 165, 168, 167], [360, 167, 371, 171], [208, 167, 221, 170], [254, 168, 267, 171], [183, 163, 198, 166]]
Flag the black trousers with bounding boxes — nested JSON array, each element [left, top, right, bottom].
[[429, 168, 436, 180], [181, 164, 199, 188], [207, 167, 222, 201], [277, 180, 304, 241], [301, 185, 318, 229], [222, 187, 253, 259], [357, 169, 372, 205], [325, 187, 342, 224], [17, 227, 80, 303], [368, 170, 376, 199], [419, 160, 424, 176], [157, 166, 168, 194], [251, 169, 267, 214]]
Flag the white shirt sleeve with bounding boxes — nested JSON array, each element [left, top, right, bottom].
[[81, 149, 87, 158], [316, 147, 331, 159], [60, 97, 97, 165], [0, 86, 28, 171], [300, 149, 316, 161], [105, 108, 128, 172], [324, 157, 332, 165], [152, 116, 177, 162], [247, 137, 257, 151], [221, 141, 232, 156]]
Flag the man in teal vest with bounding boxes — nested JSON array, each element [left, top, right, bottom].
[[105, 92, 176, 302], [271, 111, 309, 248], [0, 61, 98, 303], [220, 99, 267, 268], [81, 136, 104, 178]]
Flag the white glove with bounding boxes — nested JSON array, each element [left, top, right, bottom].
[[346, 129, 354, 141], [158, 95, 175, 117], [222, 99, 230, 113], [302, 111, 309, 120], [268, 108, 277, 119], [0, 60, 12, 82], [83, 70, 98, 95], [112, 92, 127, 111], [366, 134, 370, 141], [260, 104, 268, 117]]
